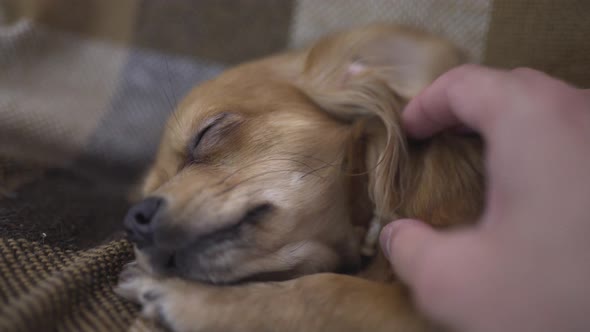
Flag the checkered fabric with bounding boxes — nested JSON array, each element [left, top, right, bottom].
[[1, 0, 589, 331]]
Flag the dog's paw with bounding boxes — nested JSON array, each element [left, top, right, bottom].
[[115, 262, 210, 332], [114, 262, 145, 302], [115, 262, 168, 321]]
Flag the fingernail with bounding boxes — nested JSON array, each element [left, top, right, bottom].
[[379, 223, 393, 259], [380, 219, 421, 260], [380, 223, 395, 259]]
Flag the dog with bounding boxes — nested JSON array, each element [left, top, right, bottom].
[[116, 24, 484, 332]]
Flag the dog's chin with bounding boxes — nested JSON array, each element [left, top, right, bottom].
[[175, 268, 300, 285], [134, 245, 280, 285], [133, 247, 175, 278]]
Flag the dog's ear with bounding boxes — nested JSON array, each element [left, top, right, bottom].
[[299, 25, 466, 219], [302, 24, 465, 100], [402, 134, 484, 227]]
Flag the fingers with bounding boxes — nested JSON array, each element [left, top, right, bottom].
[[402, 64, 511, 139], [380, 219, 492, 325], [380, 219, 445, 286]]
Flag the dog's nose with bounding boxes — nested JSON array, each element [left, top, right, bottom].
[[124, 196, 163, 247]]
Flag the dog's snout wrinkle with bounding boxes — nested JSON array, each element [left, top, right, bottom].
[[200, 202, 274, 239], [137, 203, 275, 279], [239, 203, 274, 224], [152, 203, 274, 254], [153, 224, 192, 251]]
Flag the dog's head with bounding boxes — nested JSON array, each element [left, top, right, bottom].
[[124, 25, 483, 284]]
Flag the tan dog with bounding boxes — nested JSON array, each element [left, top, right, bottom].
[[116, 24, 484, 332]]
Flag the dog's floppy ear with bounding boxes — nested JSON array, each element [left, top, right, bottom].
[[302, 24, 465, 100], [299, 25, 470, 220]]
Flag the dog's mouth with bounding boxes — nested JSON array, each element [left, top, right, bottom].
[[135, 203, 276, 283], [164, 253, 177, 270], [194, 203, 274, 243]]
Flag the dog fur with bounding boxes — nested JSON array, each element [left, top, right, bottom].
[[116, 24, 484, 332]]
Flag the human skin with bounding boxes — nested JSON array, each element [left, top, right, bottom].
[[380, 65, 590, 332]]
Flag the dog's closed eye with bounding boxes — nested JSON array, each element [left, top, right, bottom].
[[188, 112, 243, 164]]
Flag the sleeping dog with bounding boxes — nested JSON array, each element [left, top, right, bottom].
[[116, 24, 484, 332]]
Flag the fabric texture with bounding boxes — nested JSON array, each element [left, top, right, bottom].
[[0, 239, 135, 331], [1, 1, 588, 331]]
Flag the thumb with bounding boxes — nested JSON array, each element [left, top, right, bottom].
[[379, 219, 439, 284], [379, 219, 491, 323]]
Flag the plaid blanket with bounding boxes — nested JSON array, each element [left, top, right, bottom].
[[1, 1, 589, 331]]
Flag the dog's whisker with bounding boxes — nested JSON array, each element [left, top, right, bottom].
[[299, 164, 334, 180], [217, 157, 319, 185], [161, 57, 184, 138], [215, 168, 326, 198], [278, 151, 345, 181], [163, 118, 184, 143], [164, 59, 179, 107], [279, 134, 400, 179], [278, 151, 341, 168]]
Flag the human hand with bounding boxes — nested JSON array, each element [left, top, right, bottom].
[[380, 65, 590, 332]]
